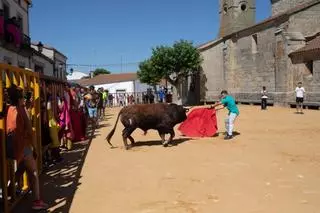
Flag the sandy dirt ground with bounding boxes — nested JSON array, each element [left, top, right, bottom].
[[13, 105, 320, 213]]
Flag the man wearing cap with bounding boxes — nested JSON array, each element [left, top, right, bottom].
[[210, 90, 239, 140]]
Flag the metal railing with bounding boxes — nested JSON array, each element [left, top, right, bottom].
[[104, 92, 172, 107]]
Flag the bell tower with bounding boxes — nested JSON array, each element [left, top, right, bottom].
[[219, 0, 256, 37]]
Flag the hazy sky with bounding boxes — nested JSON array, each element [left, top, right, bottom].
[[30, 0, 271, 73]]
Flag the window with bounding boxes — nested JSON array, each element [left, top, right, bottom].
[[241, 3, 247, 11], [3, 2, 10, 21], [305, 61, 313, 75], [223, 3, 228, 14], [35, 65, 44, 74], [252, 34, 258, 53]]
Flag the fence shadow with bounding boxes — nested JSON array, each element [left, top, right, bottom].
[[12, 118, 110, 213]]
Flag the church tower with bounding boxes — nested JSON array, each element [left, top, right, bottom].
[[219, 0, 256, 37]]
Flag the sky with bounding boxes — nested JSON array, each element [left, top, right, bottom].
[[29, 0, 271, 74]]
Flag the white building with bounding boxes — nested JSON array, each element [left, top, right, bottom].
[[0, 0, 32, 67], [76, 72, 150, 94], [67, 70, 89, 81], [0, 0, 67, 79], [31, 42, 68, 80], [76, 72, 152, 104]]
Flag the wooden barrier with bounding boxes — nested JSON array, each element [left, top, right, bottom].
[[0, 68, 84, 212], [0, 63, 41, 213]]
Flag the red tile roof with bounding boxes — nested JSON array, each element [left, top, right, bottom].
[[290, 36, 320, 55], [75, 72, 138, 86]]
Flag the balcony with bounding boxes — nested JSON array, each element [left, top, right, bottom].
[[21, 34, 31, 48]]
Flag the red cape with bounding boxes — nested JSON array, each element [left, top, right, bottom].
[[178, 108, 218, 137]]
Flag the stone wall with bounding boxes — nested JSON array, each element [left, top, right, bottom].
[[200, 1, 320, 105], [286, 3, 320, 102], [219, 0, 256, 37], [271, 0, 315, 16], [223, 27, 276, 96], [287, 3, 320, 37], [200, 41, 224, 101]]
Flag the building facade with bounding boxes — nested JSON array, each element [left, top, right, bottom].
[[199, 0, 320, 106], [0, 0, 67, 79], [31, 42, 68, 80], [0, 0, 32, 67], [75, 72, 151, 94]]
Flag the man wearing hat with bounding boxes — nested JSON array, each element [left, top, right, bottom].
[[210, 90, 239, 140]]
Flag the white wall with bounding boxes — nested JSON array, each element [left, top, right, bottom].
[[93, 81, 134, 94], [54, 51, 67, 79], [31, 44, 68, 79], [32, 55, 54, 76], [134, 79, 151, 93], [67, 71, 89, 81], [31, 44, 54, 60], [0, 46, 30, 67]]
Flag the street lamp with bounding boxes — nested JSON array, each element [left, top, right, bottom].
[[37, 42, 43, 53]]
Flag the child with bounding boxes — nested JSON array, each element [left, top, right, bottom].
[[261, 86, 268, 110], [210, 90, 240, 140], [295, 82, 306, 114]]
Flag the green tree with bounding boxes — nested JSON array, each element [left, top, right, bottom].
[[137, 60, 162, 86], [93, 68, 111, 77], [137, 40, 203, 102]]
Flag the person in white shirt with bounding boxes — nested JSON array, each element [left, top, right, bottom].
[[261, 86, 268, 110], [295, 82, 306, 114]]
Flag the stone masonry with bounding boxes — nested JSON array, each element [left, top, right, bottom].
[[198, 0, 320, 106]]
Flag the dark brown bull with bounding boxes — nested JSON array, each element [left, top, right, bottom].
[[106, 103, 189, 149]]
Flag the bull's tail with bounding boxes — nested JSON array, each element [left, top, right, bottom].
[[106, 109, 122, 147]]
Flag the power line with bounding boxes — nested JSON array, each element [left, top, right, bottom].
[[66, 61, 141, 68]]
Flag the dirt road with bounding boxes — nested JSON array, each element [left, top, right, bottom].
[[64, 105, 319, 213], [12, 105, 320, 213]]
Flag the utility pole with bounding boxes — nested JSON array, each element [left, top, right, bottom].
[[121, 56, 123, 72]]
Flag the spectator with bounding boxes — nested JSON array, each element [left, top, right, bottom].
[[6, 85, 48, 210]]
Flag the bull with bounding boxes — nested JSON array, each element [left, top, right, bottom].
[[106, 103, 189, 150]]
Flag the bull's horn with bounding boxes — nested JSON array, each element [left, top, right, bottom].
[[183, 106, 192, 112]]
